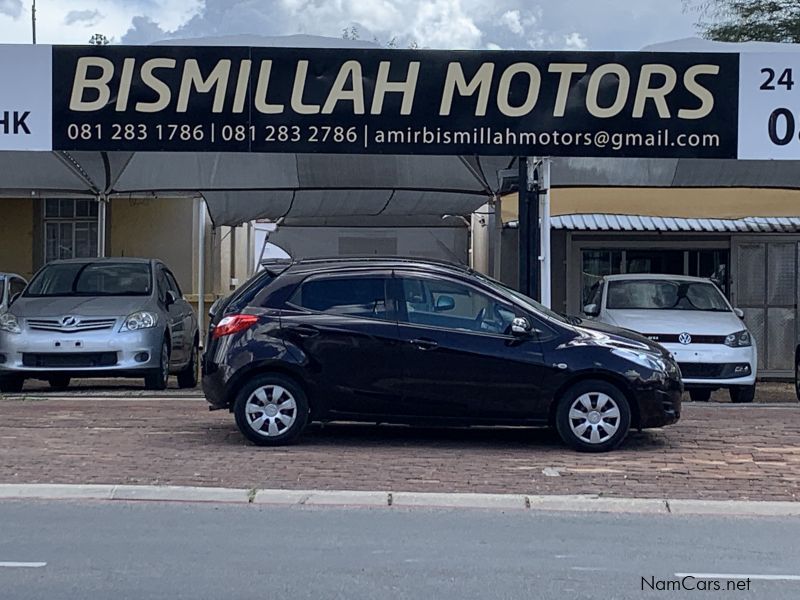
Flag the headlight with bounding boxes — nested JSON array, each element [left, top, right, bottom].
[[724, 330, 752, 348], [611, 347, 667, 372], [0, 313, 20, 334], [121, 311, 158, 332]]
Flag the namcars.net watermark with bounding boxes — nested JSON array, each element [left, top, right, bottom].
[[642, 575, 752, 592]]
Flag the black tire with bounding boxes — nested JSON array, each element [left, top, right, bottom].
[[0, 376, 24, 394], [729, 384, 756, 404], [47, 375, 71, 391], [177, 342, 199, 389], [689, 389, 712, 402], [233, 374, 309, 446], [144, 339, 170, 391], [555, 380, 632, 452]]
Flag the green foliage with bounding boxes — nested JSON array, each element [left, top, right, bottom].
[[690, 0, 800, 42], [88, 33, 110, 46]]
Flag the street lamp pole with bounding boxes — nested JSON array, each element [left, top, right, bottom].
[[31, 0, 36, 44]]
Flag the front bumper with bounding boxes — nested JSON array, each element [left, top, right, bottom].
[[662, 343, 757, 387], [0, 325, 163, 378]]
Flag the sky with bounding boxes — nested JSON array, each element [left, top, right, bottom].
[[0, 0, 701, 50]]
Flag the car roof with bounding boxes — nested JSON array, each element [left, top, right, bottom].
[[602, 273, 713, 283], [282, 256, 472, 276], [43, 257, 156, 266]]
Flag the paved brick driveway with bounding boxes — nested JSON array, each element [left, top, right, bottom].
[[1, 396, 798, 501]]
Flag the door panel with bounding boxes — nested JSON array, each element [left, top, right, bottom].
[[395, 274, 548, 421], [279, 272, 403, 416]]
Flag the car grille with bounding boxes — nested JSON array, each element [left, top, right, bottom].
[[678, 362, 751, 379], [644, 333, 727, 344], [26, 318, 117, 333], [22, 352, 118, 368]]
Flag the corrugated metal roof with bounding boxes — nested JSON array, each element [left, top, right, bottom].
[[550, 214, 800, 233]]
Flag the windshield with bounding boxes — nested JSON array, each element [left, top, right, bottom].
[[606, 279, 731, 312], [473, 272, 570, 324], [25, 262, 152, 297]]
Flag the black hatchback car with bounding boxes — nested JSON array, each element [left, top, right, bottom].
[[202, 257, 681, 452]]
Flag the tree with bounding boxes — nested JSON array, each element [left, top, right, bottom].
[[688, 0, 800, 42], [88, 33, 110, 45]]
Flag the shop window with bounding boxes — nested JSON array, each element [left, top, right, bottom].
[[625, 250, 684, 275], [43, 199, 99, 263], [689, 249, 729, 295]]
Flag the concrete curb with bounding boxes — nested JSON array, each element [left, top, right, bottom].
[[0, 484, 798, 517]]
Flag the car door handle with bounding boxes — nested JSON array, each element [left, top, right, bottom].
[[409, 338, 438, 350], [293, 325, 320, 338]]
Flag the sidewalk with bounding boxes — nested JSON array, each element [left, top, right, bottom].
[[0, 397, 798, 501]]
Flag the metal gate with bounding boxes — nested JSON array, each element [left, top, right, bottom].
[[731, 236, 799, 378]]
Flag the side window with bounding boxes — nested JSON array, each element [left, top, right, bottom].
[[399, 276, 515, 335], [156, 269, 169, 305], [587, 281, 604, 309], [289, 276, 391, 321], [10, 278, 26, 298], [165, 270, 182, 297]]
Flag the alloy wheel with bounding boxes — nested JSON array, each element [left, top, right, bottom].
[[567, 392, 621, 445], [244, 385, 298, 437]]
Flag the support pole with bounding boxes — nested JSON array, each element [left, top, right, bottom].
[[96, 194, 106, 258], [491, 193, 502, 280], [540, 157, 552, 308], [196, 197, 206, 346], [517, 157, 540, 300]]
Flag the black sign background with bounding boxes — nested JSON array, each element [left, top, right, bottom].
[[52, 45, 739, 157]]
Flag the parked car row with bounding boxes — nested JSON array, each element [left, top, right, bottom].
[[0, 258, 199, 392]]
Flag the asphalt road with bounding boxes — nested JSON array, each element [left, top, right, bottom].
[[1, 501, 799, 600]]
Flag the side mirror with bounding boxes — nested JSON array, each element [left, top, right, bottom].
[[511, 317, 532, 336], [583, 303, 600, 317], [434, 295, 455, 312], [733, 307, 745, 319], [166, 290, 179, 306]]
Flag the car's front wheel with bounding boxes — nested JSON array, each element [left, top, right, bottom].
[[729, 384, 756, 403], [177, 342, 199, 389], [48, 375, 71, 390], [0, 375, 24, 394], [144, 339, 170, 391], [233, 374, 308, 446], [555, 380, 631, 452]]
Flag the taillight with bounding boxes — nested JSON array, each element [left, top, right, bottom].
[[212, 314, 258, 339]]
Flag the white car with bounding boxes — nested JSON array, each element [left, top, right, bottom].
[[583, 274, 757, 403]]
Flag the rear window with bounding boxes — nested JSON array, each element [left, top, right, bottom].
[[289, 276, 390, 320], [25, 262, 152, 297]]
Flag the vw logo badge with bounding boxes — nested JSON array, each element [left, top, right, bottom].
[[678, 332, 692, 345], [61, 316, 79, 328]]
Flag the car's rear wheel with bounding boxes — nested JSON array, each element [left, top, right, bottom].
[[233, 374, 308, 446], [177, 342, 199, 389], [48, 375, 71, 391], [729, 384, 756, 403], [555, 380, 631, 452], [0, 376, 24, 394], [689, 389, 712, 402], [144, 339, 170, 391]]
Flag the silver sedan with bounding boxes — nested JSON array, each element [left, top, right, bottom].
[[0, 258, 198, 392]]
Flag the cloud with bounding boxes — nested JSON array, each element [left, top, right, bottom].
[[65, 9, 103, 26], [0, 0, 21, 19], [564, 31, 588, 50], [500, 10, 523, 36]]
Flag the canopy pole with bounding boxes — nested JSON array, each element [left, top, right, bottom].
[[517, 157, 540, 300], [96, 194, 107, 258], [540, 157, 552, 308], [491, 193, 502, 280], [196, 197, 206, 346]]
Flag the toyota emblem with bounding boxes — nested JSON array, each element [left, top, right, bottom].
[[61, 316, 79, 328], [678, 332, 692, 345]]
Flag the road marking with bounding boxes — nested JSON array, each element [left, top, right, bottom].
[[0, 562, 46, 568], [572, 566, 605, 572], [675, 573, 800, 581]]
